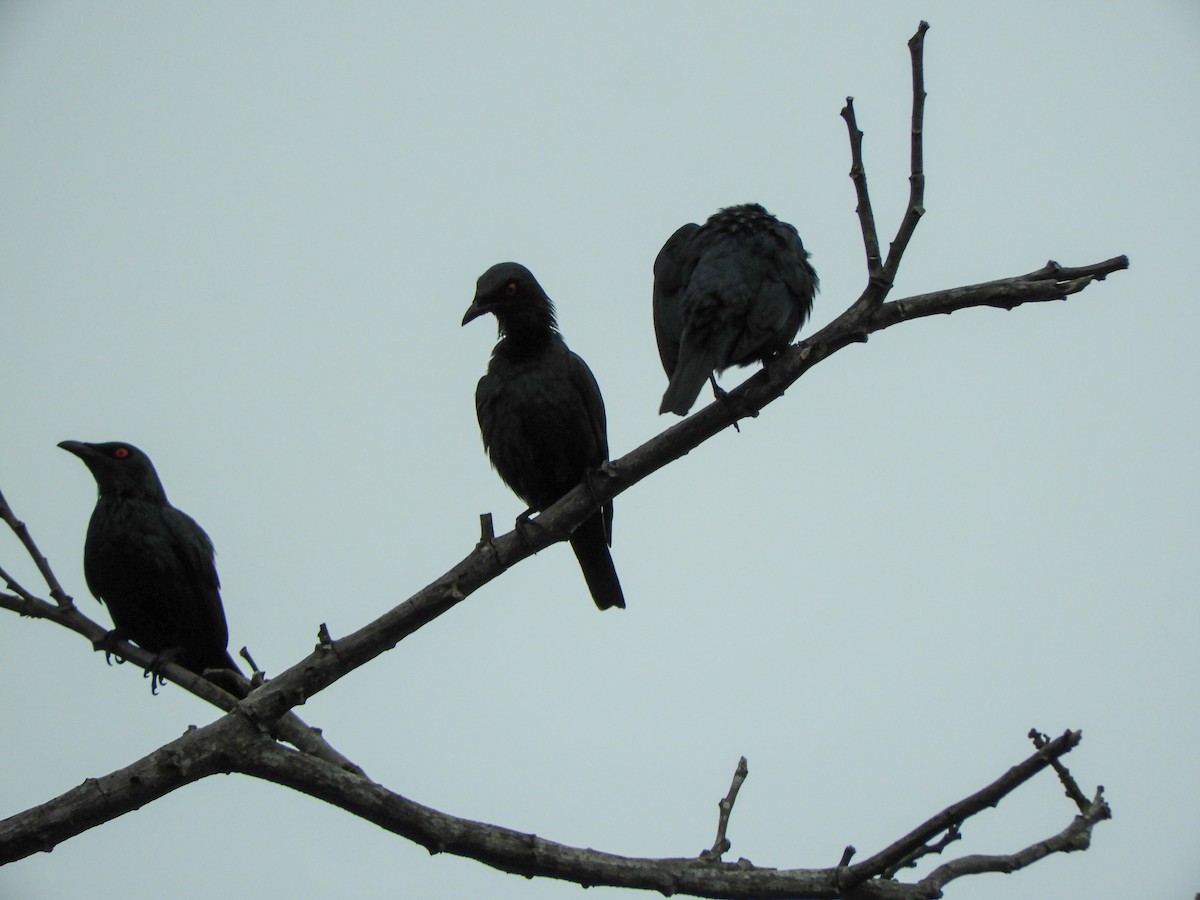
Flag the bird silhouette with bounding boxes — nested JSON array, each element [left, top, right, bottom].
[[654, 203, 818, 415], [463, 263, 625, 610], [59, 440, 240, 683]]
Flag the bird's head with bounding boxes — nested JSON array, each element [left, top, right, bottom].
[[58, 440, 169, 503], [461, 262, 557, 337]]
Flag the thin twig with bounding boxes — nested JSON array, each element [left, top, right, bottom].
[[1029, 728, 1091, 812], [700, 757, 749, 861], [880, 20, 929, 285], [240, 645, 261, 675], [840, 96, 882, 278], [882, 824, 960, 878], [0, 564, 38, 607], [0, 487, 73, 606]]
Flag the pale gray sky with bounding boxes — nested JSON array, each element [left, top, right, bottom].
[[1, 3, 1196, 899]]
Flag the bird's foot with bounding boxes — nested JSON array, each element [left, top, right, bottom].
[[93, 628, 129, 667], [709, 376, 758, 427], [143, 648, 180, 696], [514, 508, 546, 552]]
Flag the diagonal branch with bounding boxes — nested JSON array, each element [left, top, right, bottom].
[[5, 254, 1125, 750], [234, 257, 1126, 733]]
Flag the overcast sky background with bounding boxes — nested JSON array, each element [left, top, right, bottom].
[[1, 3, 1196, 899]]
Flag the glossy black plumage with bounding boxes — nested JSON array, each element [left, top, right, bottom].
[[463, 262, 625, 610], [58, 440, 240, 678], [653, 203, 818, 415]]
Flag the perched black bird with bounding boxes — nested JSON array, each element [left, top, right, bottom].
[[58, 440, 240, 680], [653, 203, 818, 415], [462, 262, 625, 611]]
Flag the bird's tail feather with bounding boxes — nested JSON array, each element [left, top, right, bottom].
[[186, 649, 243, 678], [569, 514, 625, 610], [659, 351, 715, 416], [193, 649, 248, 695]]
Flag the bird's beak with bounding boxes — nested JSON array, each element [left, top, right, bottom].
[[58, 440, 90, 459], [461, 297, 488, 326]]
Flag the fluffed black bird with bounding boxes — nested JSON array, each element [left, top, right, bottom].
[[462, 262, 625, 610], [653, 203, 818, 415], [58, 440, 241, 680]]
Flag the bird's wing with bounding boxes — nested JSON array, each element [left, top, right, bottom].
[[776, 223, 819, 302], [652, 222, 702, 377], [566, 351, 608, 463], [158, 505, 227, 641], [474, 371, 503, 453], [159, 506, 219, 589], [565, 350, 614, 543]]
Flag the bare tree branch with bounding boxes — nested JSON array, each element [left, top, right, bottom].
[[2, 716, 1102, 900]]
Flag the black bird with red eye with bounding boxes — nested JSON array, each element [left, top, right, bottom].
[[58, 440, 241, 686], [462, 262, 625, 610]]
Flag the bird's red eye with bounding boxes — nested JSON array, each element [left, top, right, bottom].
[[505, 280, 518, 297], [114, 447, 130, 459]]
